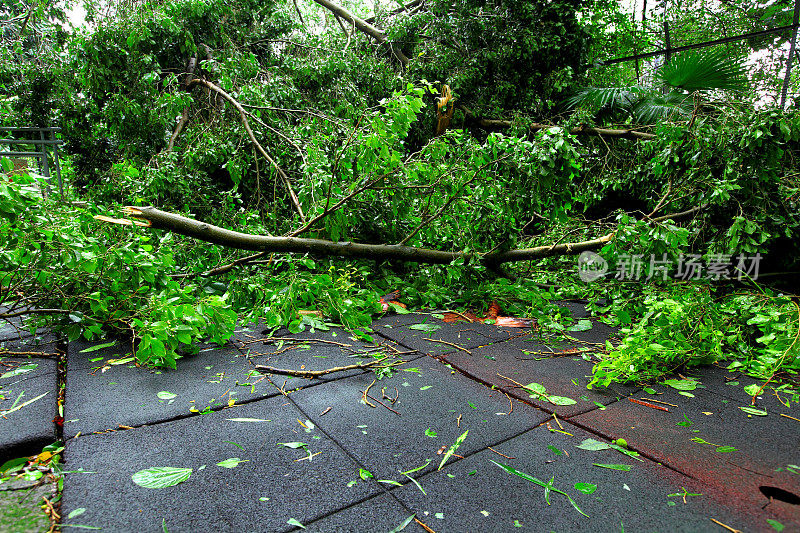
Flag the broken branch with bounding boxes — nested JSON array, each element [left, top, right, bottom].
[[97, 205, 703, 267], [311, 0, 409, 66], [255, 356, 391, 379]]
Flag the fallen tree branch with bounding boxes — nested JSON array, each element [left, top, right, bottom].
[[311, 0, 409, 66], [97, 204, 703, 267], [187, 78, 306, 222], [459, 107, 657, 141], [486, 119, 657, 141], [477, 118, 656, 141], [255, 356, 391, 379]]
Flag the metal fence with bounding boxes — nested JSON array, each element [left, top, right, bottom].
[[0, 126, 64, 197]]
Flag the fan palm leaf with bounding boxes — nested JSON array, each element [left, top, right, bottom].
[[563, 87, 645, 113], [659, 49, 748, 93], [632, 91, 694, 124]]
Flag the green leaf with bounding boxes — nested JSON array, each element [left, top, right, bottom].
[[67, 508, 86, 519], [738, 406, 767, 416], [438, 430, 468, 470], [608, 443, 644, 461], [425, 428, 437, 438], [659, 48, 748, 92], [592, 463, 632, 471], [388, 515, 416, 533], [216, 458, 248, 469], [767, 518, 785, 531], [401, 460, 431, 475], [131, 467, 192, 488], [574, 483, 597, 494], [576, 439, 611, 451], [286, 518, 306, 529], [78, 341, 117, 353], [491, 461, 588, 518], [157, 391, 177, 400], [548, 395, 577, 406], [663, 379, 698, 391], [743, 384, 761, 396], [359, 468, 373, 480], [409, 323, 441, 332], [279, 442, 308, 449], [567, 319, 593, 332], [715, 446, 737, 453], [1, 363, 38, 379], [402, 472, 427, 495], [0, 457, 29, 475], [643, 387, 657, 394], [523, 383, 547, 395], [390, 302, 410, 314]]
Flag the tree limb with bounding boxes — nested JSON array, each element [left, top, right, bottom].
[[187, 78, 306, 222], [311, 0, 409, 66], [477, 118, 657, 141], [459, 106, 657, 141], [97, 205, 704, 267]]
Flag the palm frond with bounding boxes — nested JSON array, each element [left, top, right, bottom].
[[563, 87, 645, 112], [659, 49, 748, 93], [632, 91, 694, 124]]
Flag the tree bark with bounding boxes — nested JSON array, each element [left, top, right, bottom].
[[98, 205, 702, 267]]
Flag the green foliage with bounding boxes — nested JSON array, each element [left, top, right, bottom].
[[567, 48, 747, 125], [588, 285, 799, 388], [387, 0, 592, 115], [659, 49, 748, 93], [0, 165, 237, 367]]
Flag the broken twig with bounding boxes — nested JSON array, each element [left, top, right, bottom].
[[255, 356, 391, 379], [628, 398, 669, 412], [422, 338, 472, 355]]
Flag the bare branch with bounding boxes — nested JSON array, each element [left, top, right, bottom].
[[187, 79, 306, 222], [255, 356, 393, 378], [311, 0, 409, 66]]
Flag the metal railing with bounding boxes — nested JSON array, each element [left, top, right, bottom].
[[0, 126, 64, 197]]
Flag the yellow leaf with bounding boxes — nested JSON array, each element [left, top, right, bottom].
[[35, 451, 53, 463]]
